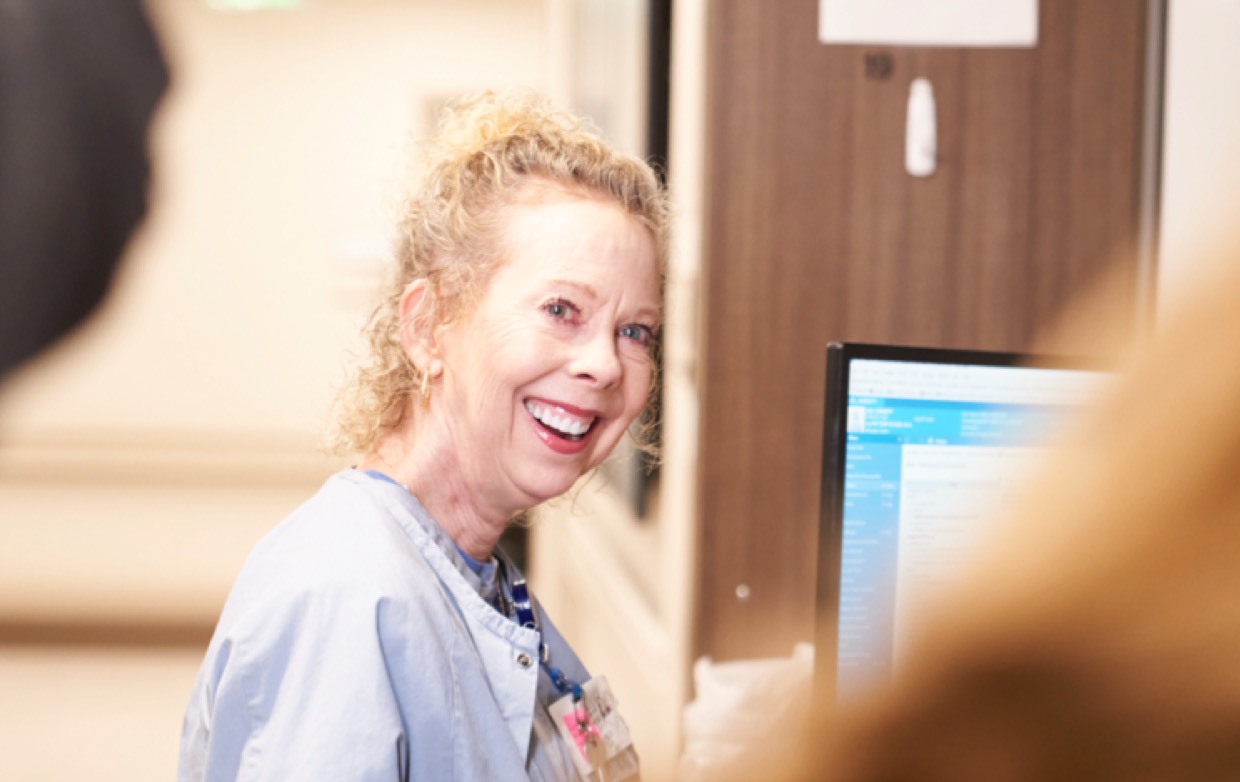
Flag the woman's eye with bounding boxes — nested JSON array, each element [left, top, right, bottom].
[[619, 323, 655, 348], [543, 298, 579, 321]]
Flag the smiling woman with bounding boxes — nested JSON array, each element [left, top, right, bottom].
[[415, 196, 660, 544], [178, 91, 670, 781]]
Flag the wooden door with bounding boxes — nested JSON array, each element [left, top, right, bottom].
[[694, 0, 1153, 660]]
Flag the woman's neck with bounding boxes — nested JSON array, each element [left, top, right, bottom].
[[360, 431, 510, 561]]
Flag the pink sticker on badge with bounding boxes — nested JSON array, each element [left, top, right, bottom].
[[561, 708, 602, 759]]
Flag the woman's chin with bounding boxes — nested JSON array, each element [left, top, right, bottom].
[[516, 469, 588, 507]]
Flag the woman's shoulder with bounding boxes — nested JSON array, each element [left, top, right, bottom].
[[214, 471, 445, 635], [258, 472, 415, 563], [182, 474, 468, 780]]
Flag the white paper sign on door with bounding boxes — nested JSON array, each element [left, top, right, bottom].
[[819, 0, 1038, 48]]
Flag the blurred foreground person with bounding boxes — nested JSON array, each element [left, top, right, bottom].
[[0, 0, 167, 379], [179, 91, 665, 781], [795, 251, 1240, 781]]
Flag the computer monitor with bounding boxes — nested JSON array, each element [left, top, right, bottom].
[[814, 342, 1111, 710]]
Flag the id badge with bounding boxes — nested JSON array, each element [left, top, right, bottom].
[[548, 676, 640, 781]]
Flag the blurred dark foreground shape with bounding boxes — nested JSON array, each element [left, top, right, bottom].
[[0, 0, 168, 379]]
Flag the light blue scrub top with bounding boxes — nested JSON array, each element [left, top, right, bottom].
[[179, 469, 596, 781]]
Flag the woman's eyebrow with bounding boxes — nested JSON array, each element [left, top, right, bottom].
[[545, 279, 599, 300]]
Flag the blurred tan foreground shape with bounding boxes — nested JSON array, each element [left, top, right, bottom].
[[773, 242, 1240, 781]]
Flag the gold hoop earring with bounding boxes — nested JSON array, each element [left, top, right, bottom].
[[419, 373, 430, 409]]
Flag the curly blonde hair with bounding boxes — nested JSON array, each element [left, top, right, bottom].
[[332, 90, 671, 456]]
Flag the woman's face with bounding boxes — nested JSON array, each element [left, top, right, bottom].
[[432, 194, 660, 515]]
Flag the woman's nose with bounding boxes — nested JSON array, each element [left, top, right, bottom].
[[570, 329, 623, 387]]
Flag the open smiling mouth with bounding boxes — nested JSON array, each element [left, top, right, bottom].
[[524, 400, 598, 442]]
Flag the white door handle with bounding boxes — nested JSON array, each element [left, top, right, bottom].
[[906, 77, 937, 177]]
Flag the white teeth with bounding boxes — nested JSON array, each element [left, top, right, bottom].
[[525, 400, 593, 437]]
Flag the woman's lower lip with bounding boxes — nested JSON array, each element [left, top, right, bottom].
[[527, 412, 592, 455]]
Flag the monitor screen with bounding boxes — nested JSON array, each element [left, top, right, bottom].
[[814, 342, 1111, 708]]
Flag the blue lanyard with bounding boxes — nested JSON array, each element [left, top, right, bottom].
[[495, 550, 584, 701]]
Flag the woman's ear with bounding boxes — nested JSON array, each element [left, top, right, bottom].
[[398, 280, 445, 379]]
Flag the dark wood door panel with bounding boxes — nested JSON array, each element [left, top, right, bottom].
[[695, 0, 1149, 660]]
